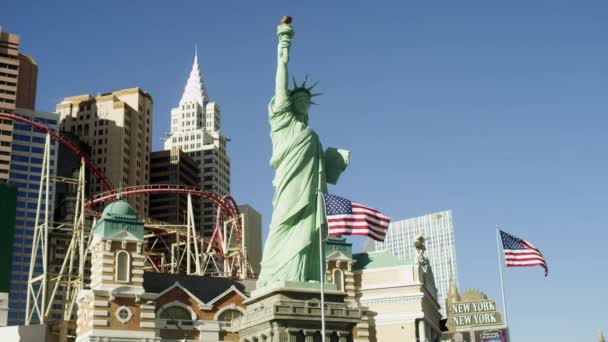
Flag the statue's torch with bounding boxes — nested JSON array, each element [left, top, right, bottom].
[[277, 16, 294, 64]]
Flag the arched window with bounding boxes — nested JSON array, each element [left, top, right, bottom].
[[160, 306, 192, 320], [115, 251, 130, 282], [333, 269, 344, 291], [217, 309, 243, 323]]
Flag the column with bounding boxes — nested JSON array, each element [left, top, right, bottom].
[[325, 330, 335, 342], [286, 329, 299, 342], [304, 329, 316, 342], [418, 319, 427, 342], [337, 331, 349, 342]]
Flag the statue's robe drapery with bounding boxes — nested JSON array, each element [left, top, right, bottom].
[[257, 96, 350, 288]]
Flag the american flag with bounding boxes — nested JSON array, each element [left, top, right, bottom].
[[322, 193, 390, 242], [500, 230, 548, 277]]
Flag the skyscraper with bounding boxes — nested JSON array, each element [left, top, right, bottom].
[[0, 26, 38, 181], [8, 108, 59, 325], [149, 148, 200, 224], [364, 209, 458, 317], [163, 51, 230, 237], [56, 87, 153, 218]]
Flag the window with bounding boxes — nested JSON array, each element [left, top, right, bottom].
[[115, 306, 133, 323], [160, 306, 191, 320], [333, 269, 344, 291], [218, 309, 243, 323], [115, 251, 130, 282]]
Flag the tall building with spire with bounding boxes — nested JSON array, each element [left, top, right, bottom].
[[164, 50, 230, 236]]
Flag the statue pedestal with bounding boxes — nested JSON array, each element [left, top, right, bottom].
[[237, 282, 360, 342]]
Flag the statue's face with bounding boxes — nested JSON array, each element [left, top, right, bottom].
[[292, 92, 311, 117]]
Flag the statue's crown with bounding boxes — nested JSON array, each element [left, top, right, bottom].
[[290, 75, 322, 104]]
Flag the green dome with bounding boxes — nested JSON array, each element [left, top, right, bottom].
[[94, 195, 143, 241], [101, 197, 137, 219]]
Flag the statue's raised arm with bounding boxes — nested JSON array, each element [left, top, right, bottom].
[[275, 16, 294, 103]]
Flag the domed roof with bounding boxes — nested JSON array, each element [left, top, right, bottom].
[[101, 195, 137, 219]]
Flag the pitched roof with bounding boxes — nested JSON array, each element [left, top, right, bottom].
[[179, 48, 208, 107], [352, 252, 412, 271], [143, 272, 254, 303]]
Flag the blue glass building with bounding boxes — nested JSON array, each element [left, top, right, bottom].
[[7, 108, 58, 325]]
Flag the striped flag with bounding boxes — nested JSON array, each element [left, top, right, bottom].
[[500, 230, 548, 276], [322, 193, 390, 242]]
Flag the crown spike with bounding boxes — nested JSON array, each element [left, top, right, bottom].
[[292, 76, 298, 90], [301, 74, 309, 88], [307, 80, 320, 91], [311, 93, 323, 97]]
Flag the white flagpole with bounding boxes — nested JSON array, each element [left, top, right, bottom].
[[496, 226, 510, 333], [318, 192, 327, 342]]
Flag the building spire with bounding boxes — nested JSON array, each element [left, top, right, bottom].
[[179, 46, 208, 107], [599, 330, 606, 342]]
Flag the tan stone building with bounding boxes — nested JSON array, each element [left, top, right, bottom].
[[76, 197, 254, 342], [441, 284, 508, 342], [0, 26, 38, 181], [237, 205, 262, 276], [326, 237, 442, 342], [56, 88, 153, 217]]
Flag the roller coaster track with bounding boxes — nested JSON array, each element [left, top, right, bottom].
[[0, 113, 113, 191]]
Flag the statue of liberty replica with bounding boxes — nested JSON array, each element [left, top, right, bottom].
[[257, 16, 350, 289], [238, 18, 359, 341]]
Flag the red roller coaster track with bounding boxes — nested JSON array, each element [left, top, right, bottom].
[[86, 184, 243, 260], [0, 113, 114, 191], [1, 112, 245, 268]]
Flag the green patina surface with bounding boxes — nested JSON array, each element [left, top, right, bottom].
[[325, 237, 353, 259], [352, 252, 413, 271], [251, 280, 338, 298], [257, 18, 350, 290], [0, 183, 17, 293], [93, 196, 143, 240]]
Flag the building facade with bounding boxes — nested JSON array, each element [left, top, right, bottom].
[[365, 209, 458, 317], [163, 51, 230, 237], [76, 197, 254, 342], [0, 26, 38, 181], [237, 205, 262, 276], [149, 148, 200, 224], [56, 87, 153, 218], [0, 183, 17, 327], [441, 283, 508, 342], [72, 200, 442, 342], [326, 237, 442, 342], [7, 108, 59, 325]]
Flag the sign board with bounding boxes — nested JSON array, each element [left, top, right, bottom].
[[442, 328, 508, 342], [450, 300, 502, 327], [475, 328, 508, 342]]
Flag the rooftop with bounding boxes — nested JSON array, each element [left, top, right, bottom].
[[352, 251, 412, 271]]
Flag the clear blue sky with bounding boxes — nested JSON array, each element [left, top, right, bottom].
[[3, 1, 607, 340]]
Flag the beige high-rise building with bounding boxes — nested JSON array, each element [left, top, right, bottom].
[[0, 27, 19, 182], [238, 204, 262, 275], [0, 26, 38, 181], [56, 88, 153, 217]]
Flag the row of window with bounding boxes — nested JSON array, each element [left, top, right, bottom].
[[0, 62, 18, 70]]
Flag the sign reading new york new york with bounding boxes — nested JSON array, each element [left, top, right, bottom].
[[451, 300, 502, 327]]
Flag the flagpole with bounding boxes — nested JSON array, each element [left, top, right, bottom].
[[495, 226, 510, 333], [319, 193, 326, 342]]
